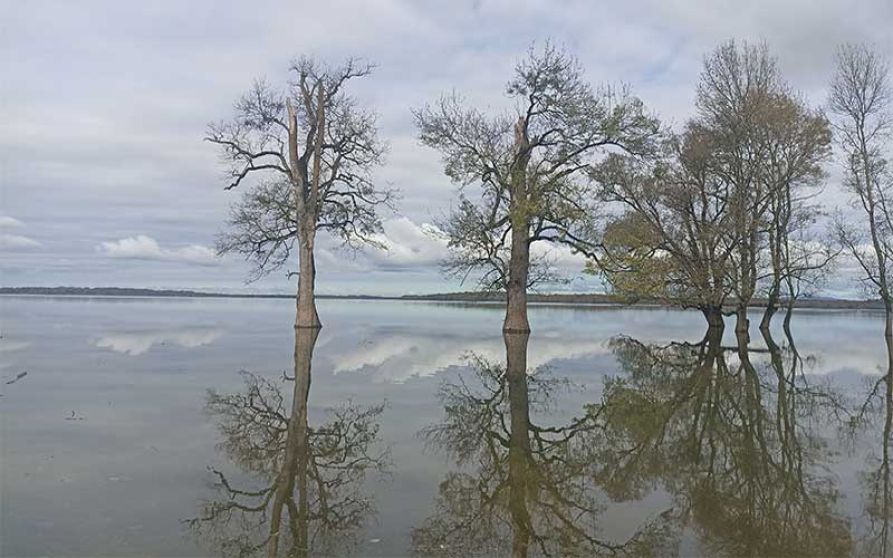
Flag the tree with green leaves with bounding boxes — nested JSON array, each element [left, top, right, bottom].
[[416, 43, 661, 333]]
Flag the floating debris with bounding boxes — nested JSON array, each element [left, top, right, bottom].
[[5, 371, 27, 385], [65, 410, 85, 421]]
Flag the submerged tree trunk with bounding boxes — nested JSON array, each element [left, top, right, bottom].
[[760, 295, 778, 331], [702, 304, 725, 331], [295, 224, 321, 329], [268, 327, 319, 557], [504, 331, 532, 557], [782, 298, 795, 335], [504, 226, 531, 333], [735, 303, 750, 342]]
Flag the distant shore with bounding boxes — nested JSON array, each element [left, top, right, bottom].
[[0, 286, 884, 311]]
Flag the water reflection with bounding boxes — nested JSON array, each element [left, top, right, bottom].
[[598, 327, 852, 556], [855, 340, 893, 556], [413, 332, 677, 557], [188, 328, 388, 557], [94, 326, 224, 355]]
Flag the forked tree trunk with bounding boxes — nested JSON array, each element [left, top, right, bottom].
[[295, 225, 321, 329], [504, 331, 532, 557], [504, 225, 531, 334]]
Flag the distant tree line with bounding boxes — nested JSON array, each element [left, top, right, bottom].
[[209, 41, 890, 338]]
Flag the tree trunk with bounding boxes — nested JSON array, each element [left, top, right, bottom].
[[759, 298, 777, 332], [504, 226, 530, 333], [295, 225, 321, 329], [885, 300, 893, 373], [504, 331, 531, 558], [702, 304, 725, 331], [735, 304, 750, 344], [782, 298, 794, 336]]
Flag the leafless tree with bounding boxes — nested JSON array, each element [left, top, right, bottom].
[[831, 44, 893, 353], [415, 43, 661, 333], [209, 58, 396, 328]]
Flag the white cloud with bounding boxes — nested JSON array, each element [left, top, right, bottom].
[[0, 216, 24, 228], [364, 217, 450, 269], [0, 234, 41, 250], [98, 235, 219, 266]]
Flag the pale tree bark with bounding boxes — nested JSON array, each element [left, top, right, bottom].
[[210, 58, 394, 329], [830, 44, 892, 362]]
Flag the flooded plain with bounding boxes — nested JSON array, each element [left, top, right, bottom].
[[1, 296, 891, 557]]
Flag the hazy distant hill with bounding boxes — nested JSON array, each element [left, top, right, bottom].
[[0, 286, 883, 310]]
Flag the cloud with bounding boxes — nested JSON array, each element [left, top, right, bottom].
[[3, 0, 889, 292], [364, 217, 450, 269], [0, 234, 41, 251], [0, 216, 24, 228], [97, 235, 219, 266]]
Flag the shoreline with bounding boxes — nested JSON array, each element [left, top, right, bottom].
[[0, 287, 884, 311]]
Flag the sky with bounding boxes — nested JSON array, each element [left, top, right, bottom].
[[1, 0, 891, 296]]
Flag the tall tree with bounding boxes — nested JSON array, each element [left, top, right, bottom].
[[831, 44, 893, 354], [694, 41, 785, 334], [759, 93, 833, 330], [209, 58, 395, 328], [416, 43, 660, 333]]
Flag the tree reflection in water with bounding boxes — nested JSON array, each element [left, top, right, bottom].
[[413, 332, 679, 557], [414, 324, 864, 557], [187, 328, 389, 557], [599, 326, 852, 556], [854, 333, 893, 557]]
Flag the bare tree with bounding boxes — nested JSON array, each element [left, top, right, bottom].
[[209, 58, 395, 328], [831, 44, 893, 351], [415, 43, 660, 333]]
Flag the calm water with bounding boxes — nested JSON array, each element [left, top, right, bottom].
[[1, 296, 891, 557]]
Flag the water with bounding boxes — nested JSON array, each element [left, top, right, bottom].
[[1, 296, 891, 557]]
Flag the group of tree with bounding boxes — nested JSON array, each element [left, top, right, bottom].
[[208, 41, 890, 335]]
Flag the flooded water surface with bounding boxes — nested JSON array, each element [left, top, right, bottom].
[[2, 296, 892, 557]]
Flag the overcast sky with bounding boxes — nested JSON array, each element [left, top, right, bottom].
[[2, 0, 891, 296]]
